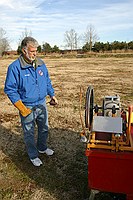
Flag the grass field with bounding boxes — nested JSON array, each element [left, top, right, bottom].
[[0, 56, 133, 200]]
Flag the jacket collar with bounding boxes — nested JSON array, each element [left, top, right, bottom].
[[19, 55, 44, 68]]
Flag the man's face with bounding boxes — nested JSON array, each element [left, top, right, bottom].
[[23, 44, 37, 62]]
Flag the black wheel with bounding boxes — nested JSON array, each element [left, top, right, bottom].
[[102, 99, 105, 116], [85, 85, 94, 129]]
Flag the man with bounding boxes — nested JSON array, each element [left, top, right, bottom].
[[4, 37, 58, 167]]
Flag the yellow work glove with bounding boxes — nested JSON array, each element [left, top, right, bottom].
[[14, 100, 32, 117]]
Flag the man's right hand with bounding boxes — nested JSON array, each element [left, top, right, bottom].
[[14, 100, 32, 117]]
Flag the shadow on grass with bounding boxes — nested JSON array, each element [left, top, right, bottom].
[[0, 123, 90, 200], [0, 123, 126, 200]]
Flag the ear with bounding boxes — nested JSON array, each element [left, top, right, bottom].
[[22, 48, 26, 54]]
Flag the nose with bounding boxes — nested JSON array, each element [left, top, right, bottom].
[[33, 51, 37, 55]]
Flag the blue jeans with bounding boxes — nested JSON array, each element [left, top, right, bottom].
[[20, 101, 48, 159]]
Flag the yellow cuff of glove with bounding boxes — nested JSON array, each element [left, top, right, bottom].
[[14, 100, 32, 117]]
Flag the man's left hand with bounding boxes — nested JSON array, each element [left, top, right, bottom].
[[50, 96, 58, 105]]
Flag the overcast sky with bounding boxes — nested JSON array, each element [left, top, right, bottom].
[[0, 0, 133, 50]]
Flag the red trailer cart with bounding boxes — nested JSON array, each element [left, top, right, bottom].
[[80, 86, 133, 200]]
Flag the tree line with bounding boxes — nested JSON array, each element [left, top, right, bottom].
[[83, 41, 133, 53], [0, 26, 133, 56], [25, 40, 133, 54]]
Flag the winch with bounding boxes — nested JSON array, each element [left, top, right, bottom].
[[80, 85, 133, 200]]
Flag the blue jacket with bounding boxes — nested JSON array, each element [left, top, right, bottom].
[[4, 55, 55, 106]]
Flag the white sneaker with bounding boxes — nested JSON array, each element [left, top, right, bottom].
[[39, 148, 54, 156], [30, 157, 43, 167]]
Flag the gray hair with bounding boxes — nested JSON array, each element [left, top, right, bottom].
[[21, 37, 39, 49]]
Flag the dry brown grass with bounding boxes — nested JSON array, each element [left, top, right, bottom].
[[0, 56, 132, 200]]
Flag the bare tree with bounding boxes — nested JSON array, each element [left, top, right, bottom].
[[64, 29, 79, 51], [17, 28, 32, 54], [83, 24, 99, 52], [18, 28, 32, 46], [0, 28, 10, 56]]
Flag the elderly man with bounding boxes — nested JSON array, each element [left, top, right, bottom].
[[4, 37, 58, 166]]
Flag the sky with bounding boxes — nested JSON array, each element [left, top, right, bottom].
[[0, 0, 133, 50]]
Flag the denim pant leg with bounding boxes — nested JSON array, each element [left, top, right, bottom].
[[20, 111, 39, 159], [36, 102, 48, 151]]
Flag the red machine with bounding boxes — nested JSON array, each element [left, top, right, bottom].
[[80, 86, 133, 200]]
